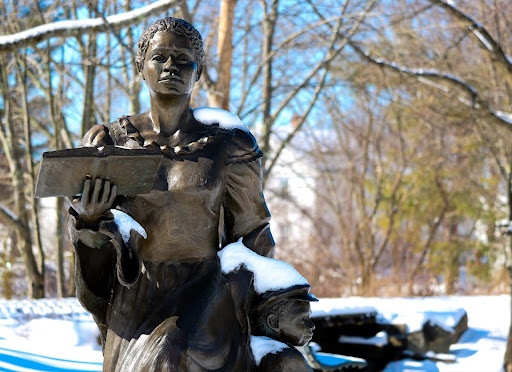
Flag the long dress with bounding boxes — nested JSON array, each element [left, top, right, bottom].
[[67, 110, 275, 371]]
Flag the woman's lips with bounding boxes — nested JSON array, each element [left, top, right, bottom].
[[159, 76, 183, 83]]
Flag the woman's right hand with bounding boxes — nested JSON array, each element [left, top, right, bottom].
[[69, 177, 117, 224]]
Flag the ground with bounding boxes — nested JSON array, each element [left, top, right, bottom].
[[0, 295, 507, 371]]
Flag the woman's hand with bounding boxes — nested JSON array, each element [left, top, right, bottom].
[[69, 177, 117, 224]]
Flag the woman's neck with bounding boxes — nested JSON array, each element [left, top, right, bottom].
[[148, 93, 192, 137]]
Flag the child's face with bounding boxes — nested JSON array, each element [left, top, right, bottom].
[[278, 301, 315, 346]]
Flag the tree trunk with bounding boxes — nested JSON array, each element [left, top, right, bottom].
[[0, 57, 45, 299], [56, 197, 66, 298], [209, 0, 237, 110], [259, 0, 279, 175], [504, 171, 512, 371], [81, 34, 98, 137], [505, 266, 512, 372]]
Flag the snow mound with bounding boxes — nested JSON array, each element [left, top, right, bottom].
[[111, 209, 147, 244], [339, 330, 389, 347], [311, 297, 467, 334], [250, 335, 288, 365], [0, 298, 89, 321], [193, 107, 248, 131], [218, 240, 309, 294]]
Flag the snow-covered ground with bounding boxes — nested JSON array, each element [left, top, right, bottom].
[[312, 295, 509, 372], [0, 298, 102, 371], [0, 295, 508, 371], [379, 295, 509, 372]]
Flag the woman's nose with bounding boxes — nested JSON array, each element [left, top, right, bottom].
[[163, 57, 178, 72]]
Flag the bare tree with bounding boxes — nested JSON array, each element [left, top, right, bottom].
[[0, 0, 179, 298], [346, 0, 512, 366]]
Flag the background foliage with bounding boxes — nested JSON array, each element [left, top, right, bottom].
[[0, 0, 510, 307]]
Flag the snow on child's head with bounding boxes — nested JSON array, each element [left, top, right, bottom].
[[218, 239, 317, 346]]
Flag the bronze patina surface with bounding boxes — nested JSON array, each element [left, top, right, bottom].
[[36, 16, 316, 371], [35, 146, 162, 197]]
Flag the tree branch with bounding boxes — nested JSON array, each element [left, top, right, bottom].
[[429, 0, 512, 75], [0, 0, 178, 53], [0, 203, 25, 232], [350, 41, 512, 131]]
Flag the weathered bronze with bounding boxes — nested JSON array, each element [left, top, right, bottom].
[[36, 16, 316, 371], [35, 147, 162, 198], [249, 284, 317, 371]]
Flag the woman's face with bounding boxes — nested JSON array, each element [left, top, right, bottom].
[[142, 30, 200, 98]]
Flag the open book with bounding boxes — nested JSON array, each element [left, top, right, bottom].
[[35, 146, 163, 198]]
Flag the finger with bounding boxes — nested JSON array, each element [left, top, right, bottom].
[[82, 178, 92, 207], [91, 178, 102, 204], [100, 180, 111, 204], [67, 196, 80, 213], [107, 184, 117, 207]]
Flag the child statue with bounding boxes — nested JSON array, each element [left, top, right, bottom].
[[218, 240, 317, 371]]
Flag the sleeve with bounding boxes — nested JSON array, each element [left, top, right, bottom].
[[68, 208, 142, 344], [67, 124, 141, 343], [222, 129, 275, 258]]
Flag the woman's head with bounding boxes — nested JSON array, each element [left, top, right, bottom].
[[136, 17, 205, 77]]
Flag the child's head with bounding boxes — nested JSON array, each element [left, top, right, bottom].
[[251, 285, 317, 346]]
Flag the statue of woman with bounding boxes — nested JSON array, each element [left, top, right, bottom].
[[67, 17, 274, 371]]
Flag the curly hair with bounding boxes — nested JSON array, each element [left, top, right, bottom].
[[251, 299, 292, 338], [135, 17, 205, 75]]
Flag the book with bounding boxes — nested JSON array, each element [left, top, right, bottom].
[[35, 146, 163, 197]]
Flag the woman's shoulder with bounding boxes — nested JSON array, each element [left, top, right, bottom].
[[192, 108, 262, 164], [80, 124, 114, 147], [81, 116, 147, 148]]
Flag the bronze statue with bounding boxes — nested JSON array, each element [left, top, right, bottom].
[[249, 287, 316, 372], [218, 241, 316, 371], [66, 17, 274, 371], [51, 16, 316, 371]]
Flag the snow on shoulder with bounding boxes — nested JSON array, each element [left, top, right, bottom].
[[217, 239, 309, 294], [193, 107, 248, 132], [250, 336, 288, 366], [110, 209, 147, 245]]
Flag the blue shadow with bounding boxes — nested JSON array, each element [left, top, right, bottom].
[[459, 328, 506, 343], [0, 347, 101, 372]]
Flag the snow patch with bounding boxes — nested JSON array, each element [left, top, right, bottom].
[[110, 209, 147, 245], [495, 111, 512, 125], [218, 240, 309, 294], [473, 30, 494, 51], [193, 108, 248, 132], [0, 0, 174, 48], [250, 336, 288, 365], [311, 297, 466, 334], [0, 295, 507, 371], [339, 331, 389, 347], [0, 203, 19, 222], [311, 304, 377, 318]]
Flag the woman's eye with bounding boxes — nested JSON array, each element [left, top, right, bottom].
[[176, 55, 190, 63], [152, 55, 166, 62]]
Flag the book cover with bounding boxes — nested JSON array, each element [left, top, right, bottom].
[[35, 146, 163, 198]]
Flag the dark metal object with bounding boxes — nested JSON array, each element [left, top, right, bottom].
[[310, 309, 468, 371], [43, 15, 317, 372], [35, 146, 162, 197]]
